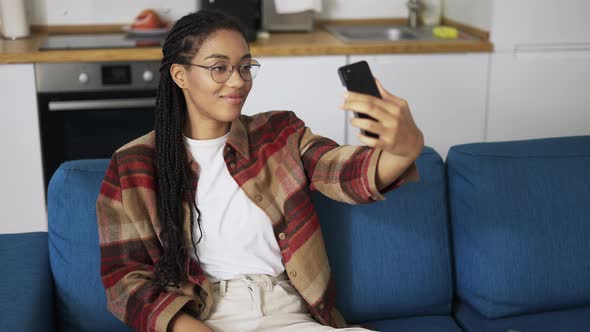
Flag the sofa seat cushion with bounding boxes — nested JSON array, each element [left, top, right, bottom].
[[447, 135, 590, 318], [48, 160, 133, 332], [0, 232, 54, 332], [366, 315, 462, 332], [314, 147, 454, 323], [454, 301, 590, 332]]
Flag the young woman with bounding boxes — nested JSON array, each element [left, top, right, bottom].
[[97, 9, 423, 332]]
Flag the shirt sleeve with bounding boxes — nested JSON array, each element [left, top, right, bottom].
[[96, 155, 196, 332], [295, 113, 419, 204]]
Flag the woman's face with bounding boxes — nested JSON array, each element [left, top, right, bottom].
[[173, 29, 252, 134]]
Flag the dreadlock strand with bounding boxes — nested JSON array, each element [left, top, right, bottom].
[[153, 9, 248, 288]]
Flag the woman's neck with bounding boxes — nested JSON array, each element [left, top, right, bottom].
[[184, 119, 231, 140]]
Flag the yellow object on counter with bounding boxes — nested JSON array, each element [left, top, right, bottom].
[[433, 26, 459, 39]]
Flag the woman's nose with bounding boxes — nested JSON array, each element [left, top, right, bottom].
[[225, 67, 246, 87]]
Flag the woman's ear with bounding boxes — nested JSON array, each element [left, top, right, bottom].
[[170, 64, 187, 89]]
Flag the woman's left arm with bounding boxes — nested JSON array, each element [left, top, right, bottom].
[[342, 79, 424, 190]]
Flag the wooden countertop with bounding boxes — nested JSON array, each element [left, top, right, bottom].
[[0, 19, 493, 64]]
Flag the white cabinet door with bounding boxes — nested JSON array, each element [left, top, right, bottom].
[[0, 64, 47, 233], [242, 56, 347, 144], [348, 54, 489, 159], [487, 50, 590, 142], [491, 0, 590, 51]]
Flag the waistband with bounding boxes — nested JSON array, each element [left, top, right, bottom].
[[214, 272, 288, 287], [213, 272, 289, 296]]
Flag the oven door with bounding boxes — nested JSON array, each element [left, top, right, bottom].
[[38, 90, 156, 189]]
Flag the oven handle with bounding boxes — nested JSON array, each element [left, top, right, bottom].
[[48, 97, 156, 112]]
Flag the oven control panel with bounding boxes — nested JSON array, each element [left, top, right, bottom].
[[35, 62, 161, 92]]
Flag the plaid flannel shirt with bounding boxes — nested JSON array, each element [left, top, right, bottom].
[[97, 111, 418, 332]]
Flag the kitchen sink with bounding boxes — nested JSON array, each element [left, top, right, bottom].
[[325, 24, 438, 43]]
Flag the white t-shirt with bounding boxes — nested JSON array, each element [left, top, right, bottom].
[[184, 133, 285, 282]]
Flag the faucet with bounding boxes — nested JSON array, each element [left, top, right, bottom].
[[406, 0, 422, 29]]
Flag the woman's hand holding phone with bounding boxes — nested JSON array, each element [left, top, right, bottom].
[[341, 79, 422, 159], [341, 78, 424, 189]]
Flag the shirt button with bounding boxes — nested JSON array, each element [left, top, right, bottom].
[[255, 194, 263, 202], [230, 162, 236, 169], [278, 232, 286, 240], [318, 303, 325, 310], [225, 146, 232, 152], [289, 270, 297, 278]]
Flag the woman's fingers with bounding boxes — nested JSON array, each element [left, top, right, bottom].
[[344, 90, 390, 107], [342, 100, 387, 121], [341, 91, 400, 121], [357, 132, 380, 148], [342, 79, 422, 158], [349, 117, 385, 136], [375, 79, 407, 106]]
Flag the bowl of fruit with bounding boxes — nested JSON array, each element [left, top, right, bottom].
[[124, 9, 169, 36]]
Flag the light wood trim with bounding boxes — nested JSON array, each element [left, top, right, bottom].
[[0, 48, 163, 64], [1, 20, 493, 64], [250, 42, 492, 57], [441, 17, 490, 41], [31, 24, 126, 34]]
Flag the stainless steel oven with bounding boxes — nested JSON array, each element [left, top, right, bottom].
[[35, 61, 160, 189]]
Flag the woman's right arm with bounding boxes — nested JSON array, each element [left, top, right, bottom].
[[97, 155, 207, 332]]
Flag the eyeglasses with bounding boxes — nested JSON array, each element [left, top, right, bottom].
[[188, 60, 261, 83]]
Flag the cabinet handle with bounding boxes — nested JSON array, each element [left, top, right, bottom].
[[48, 98, 156, 112]]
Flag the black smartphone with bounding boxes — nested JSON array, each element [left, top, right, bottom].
[[338, 60, 381, 138]]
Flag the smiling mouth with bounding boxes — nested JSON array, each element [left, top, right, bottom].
[[221, 95, 245, 104]]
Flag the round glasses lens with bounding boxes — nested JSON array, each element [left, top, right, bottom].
[[240, 63, 259, 81], [211, 63, 231, 83]]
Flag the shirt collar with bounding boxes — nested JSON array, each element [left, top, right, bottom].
[[184, 116, 250, 168], [226, 116, 250, 160]]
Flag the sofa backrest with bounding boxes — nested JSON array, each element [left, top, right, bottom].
[[313, 147, 454, 323], [0, 232, 54, 332], [447, 135, 590, 319], [48, 159, 133, 332], [48, 147, 454, 328]]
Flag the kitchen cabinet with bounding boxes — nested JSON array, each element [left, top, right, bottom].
[[486, 49, 590, 142], [490, 0, 590, 51], [0, 64, 47, 233], [445, 0, 590, 51], [348, 53, 489, 159], [444, 0, 590, 142], [242, 56, 347, 145]]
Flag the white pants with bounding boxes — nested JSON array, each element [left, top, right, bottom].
[[204, 273, 373, 332]]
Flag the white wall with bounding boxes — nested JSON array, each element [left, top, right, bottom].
[[27, 0, 197, 25], [25, 0, 409, 25], [489, 0, 590, 51], [442, 0, 492, 31], [319, 0, 408, 19]]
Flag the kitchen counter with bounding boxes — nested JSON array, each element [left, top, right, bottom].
[[0, 19, 493, 64]]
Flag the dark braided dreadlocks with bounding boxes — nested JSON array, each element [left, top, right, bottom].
[[154, 10, 247, 288]]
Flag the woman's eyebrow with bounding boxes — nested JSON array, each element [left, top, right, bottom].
[[204, 54, 230, 60], [204, 53, 252, 61]]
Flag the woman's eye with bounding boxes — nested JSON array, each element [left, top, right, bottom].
[[212, 65, 228, 72]]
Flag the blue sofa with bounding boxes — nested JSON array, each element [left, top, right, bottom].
[[2, 135, 589, 332]]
